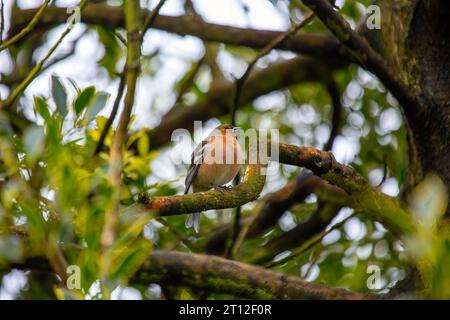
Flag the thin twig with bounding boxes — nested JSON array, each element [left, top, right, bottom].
[[302, 0, 420, 116], [46, 245, 69, 284], [228, 202, 258, 258], [376, 156, 389, 188], [0, 33, 81, 87], [174, 54, 205, 105], [114, 30, 127, 46], [297, 211, 357, 254], [141, 0, 168, 38], [0, 0, 51, 52], [41, 29, 85, 71], [0, 0, 87, 110], [94, 72, 126, 155], [266, 211, 357, 269], [157, 219, 198, 252], [0, 0, 5, 45], [225, 195, 241, 259], [205, 172, 329, 255], [231, 12, 315, 125]]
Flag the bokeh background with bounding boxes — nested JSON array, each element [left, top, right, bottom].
[[0, 0, 447, 300]]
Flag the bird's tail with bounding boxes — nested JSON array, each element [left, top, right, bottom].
[[185, 212, 201, 233]]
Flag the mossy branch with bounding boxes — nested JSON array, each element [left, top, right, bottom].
[[205, 172, 348, 254], [10, 249, 373, 300], [101, 0, 142, 249], [142, 141, 414, 237], [144, 142, 267, 216], [277, 143, 416, 236]]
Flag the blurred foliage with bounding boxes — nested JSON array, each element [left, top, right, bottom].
[[0, 77, 155, 298]]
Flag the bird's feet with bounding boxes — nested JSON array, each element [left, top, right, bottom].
[[214, 185, 232, 193]]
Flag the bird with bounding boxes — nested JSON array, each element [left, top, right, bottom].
[[184, 124, 243, 232]]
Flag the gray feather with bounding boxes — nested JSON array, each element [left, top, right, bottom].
[[184, 140, 208, 194], [184, 140, 209, 231]]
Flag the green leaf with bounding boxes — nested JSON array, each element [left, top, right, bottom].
[[97, 26, 122, 78], [51, 75, 68, 118], [34, 96, 51, 123], [137, 133, 149, 156], [84, 92, 109, 124], [74, 86, 96, 116], [67, 77, 81, 93]]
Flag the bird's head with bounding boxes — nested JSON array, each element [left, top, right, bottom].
[[217, 124, 240, 136]]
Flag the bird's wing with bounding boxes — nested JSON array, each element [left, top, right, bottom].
[[184, 139, 209, 194]]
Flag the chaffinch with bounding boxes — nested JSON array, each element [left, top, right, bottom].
[[184, 124, 243, 232]]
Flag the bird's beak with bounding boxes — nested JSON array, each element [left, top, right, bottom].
[[232, 127, 241, 133]]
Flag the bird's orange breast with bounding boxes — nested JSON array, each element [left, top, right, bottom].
[[193, 134, 243, 191]]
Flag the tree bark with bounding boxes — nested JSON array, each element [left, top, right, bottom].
[[132, 250, 373, 299], [366, 0, 450, 208]]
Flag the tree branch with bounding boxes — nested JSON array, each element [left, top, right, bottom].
[[324, 78, 342, 151], [9, 4, 346, 60], [142, 141, 414, 238], [0, 30, 81, 87], [10, 249, 373, 299], [250, 202, 343, 264], [101, 0, 142, 249], [138, 56, 342, 151], [0, 0, 5, 46], [94, 72, 126, 155], [142, 142, 267, 216], [302, 0, 420, 118], [226, 13, 315, 256], [132, 250, 373, 299], [205, 171, 347, 254], [277, 143, 415, 236], [0, 0, 88, 110], [141, 0, 168, 36], [231, 12, 315, 125], [0, 0, 51, 52]]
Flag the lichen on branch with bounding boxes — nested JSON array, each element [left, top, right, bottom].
[[141, 140, 414, 238], [276, 143, 415, 236], [132, 250, 373, 300], [143, 141, 267, 215]]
